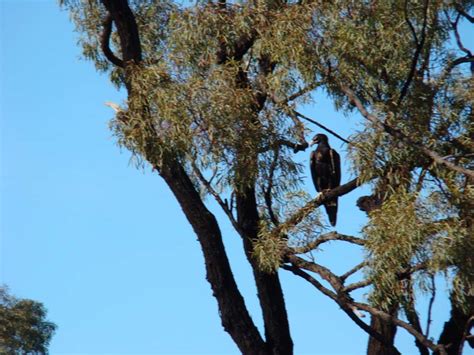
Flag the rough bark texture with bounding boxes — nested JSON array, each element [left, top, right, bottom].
[[236, 186, 293, 355]]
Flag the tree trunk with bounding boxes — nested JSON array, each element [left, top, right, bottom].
[[160, 158, 268, 354], [367, 305, 399, 355], [236, 186, 293, 355], [437, 295, 473, 355]]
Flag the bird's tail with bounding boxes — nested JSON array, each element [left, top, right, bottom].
[[324, 198, 338, 227]]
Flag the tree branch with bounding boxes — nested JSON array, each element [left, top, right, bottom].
[[100, 12, 124, 67], [190, 161, 241, 234], [101, 0, 142, 64], [454, 4, 474, 23], [294, 111, 350, 144], [263, 148, 280, 226], [270, 177, 363, 240], [425, 274, 436, 338], [340, 261, 367, 282], [342, 86, 474, 179], [291, 231, 364, 254], [282, 264, 401, 354], [354, 302, 447, 354], [160, 156, 267, 353], [344, 279, 372, 293], [399, 0, 429, 104]]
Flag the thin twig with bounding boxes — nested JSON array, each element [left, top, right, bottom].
[[263, 148, 280, 225], [294, 111, 350, 144], [425, 274, 436, 338], [398, 0, 429, 105], [190, 161, 241, 234]]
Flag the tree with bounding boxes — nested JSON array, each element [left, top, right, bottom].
[[0, 286, 56, 354], [61, 0, 473, 354]]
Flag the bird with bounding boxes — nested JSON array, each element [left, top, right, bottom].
[[310, 133, 341, 226]]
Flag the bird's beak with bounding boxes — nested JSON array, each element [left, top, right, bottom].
[[310, 139, 318, 146]]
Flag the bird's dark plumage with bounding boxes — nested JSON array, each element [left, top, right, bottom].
[[310, 134, 341, 226]]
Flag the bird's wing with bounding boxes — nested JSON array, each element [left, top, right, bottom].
[[310, 151, 322, 192], [329, 149, 341, 187]]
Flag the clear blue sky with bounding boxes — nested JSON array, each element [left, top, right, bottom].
[[0, 1, 464, 354]]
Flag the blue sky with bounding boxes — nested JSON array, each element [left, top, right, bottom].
[[0, 1, 469, 354]]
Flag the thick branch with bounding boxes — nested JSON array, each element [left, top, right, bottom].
[[236, 185, 293, 354], [342, 86, 474, 179], [100, 12, 124, 67], [159, 157, 267, 354], [101, 0, 142, 64]]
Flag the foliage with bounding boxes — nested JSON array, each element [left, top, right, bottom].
[[0, 286, 56, 355]]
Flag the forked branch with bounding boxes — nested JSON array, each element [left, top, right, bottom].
[[101, 12, 124, 67]]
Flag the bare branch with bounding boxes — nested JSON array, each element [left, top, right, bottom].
[[282, 264, 337, 300], [342, 86, 474, 179], [354, 302, 447, 354], [263, 148, 280, 226], [292, 231, 364, 254], [450, 12, 473, 57], [190, 161, 242, 234], [285, 82, 323, 103], [340, 261, 367, 282], [294, 111, 350, 144], [454, 4, 474, 23], [402, 277, 429, 355], [344, 279, 372, 293], [425, 274, 436, 338], [399, 0, 429, 104], [283, 264, 401, 354], [287, 255, 342, 291]]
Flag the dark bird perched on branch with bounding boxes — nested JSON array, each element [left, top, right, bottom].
[[310, 134, 341, 226]]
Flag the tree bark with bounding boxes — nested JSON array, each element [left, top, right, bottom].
[[367, 306, 399, 355], [437, 295, 473, 355], [236, 186, 293, 355]]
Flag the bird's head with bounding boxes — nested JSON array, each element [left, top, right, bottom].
[[310, 133, 328, 146]]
